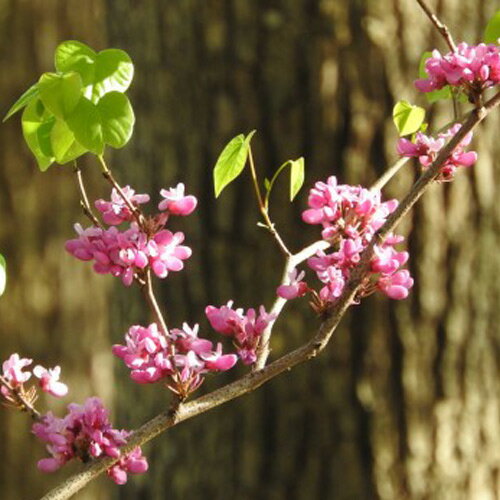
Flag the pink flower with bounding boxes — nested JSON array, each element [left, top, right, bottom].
[[378, 270, 414, 300], [158, 183, 198, 216], [415, 42, 500, 94], [2, 353, 32, 386], [397, 124, 477, 181], [33, 365, 68, 398], [33, 397, 148, 484], [277, 269, 308, 300], [95, 186, 150, 226]]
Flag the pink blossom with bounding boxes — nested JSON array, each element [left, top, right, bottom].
[[277, 269, 308, 300], [397, 123, 477, 181], [415, 42, 500, 94], [205, 303, 276, 364], [2, 353, 32, 386], [33, 397, 148, 484], [95, 186, 150, 226], [33, 365, 68, 398], [377, 270, 414, 300], [158, 183, 198, 216]]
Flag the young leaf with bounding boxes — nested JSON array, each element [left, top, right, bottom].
[[92, 49, 134, 101], [0, 253, 6, 297], [483, 10, 500, 43], [97, 92, 135, 148], [66, 97, 104, 154], [3, 83, 39, 122], [264, 178, 271, 191], [419, 52, 452, 102], [50, 119, 87, 164], [38, 72, 83, 119], [289, 157, 305, 201], [392, 100, 425, 136], [213, 130, 256, 198], [55, 40, 97, 86], [21, 99, 55, 171]]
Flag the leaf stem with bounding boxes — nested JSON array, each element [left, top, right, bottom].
[[73, 162, 103, 228]]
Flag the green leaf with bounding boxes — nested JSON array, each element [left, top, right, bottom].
[[66, 92, 135, 155], [419, 51, 453, 102], [55, 40, 96, 86], [97, 92, 135, 148], [264, 178, 271, 191], [50, 119, 87, 164], [483, 10, 500, 43], [3, 83, 39, 122], [392, 100, 426, 136], [289, 157, 305, 201], [66, 97, 103, 154], [213, 130, 256, 198], [38, 72, 83, 119], [21, 99, 55, 171], [0, 253, 6, 297], [92, 49, 134, 101]]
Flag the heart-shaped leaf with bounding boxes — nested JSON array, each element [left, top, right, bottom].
[[21, 99, 55, 171], [38, 72, 83, 119], [213, 130, 256, 198], [392, 100, 426, 136], [51, 118, 87, 164], [66, 92, 135, 155], [3, 83, 40, 122], [92, 49, 134, 101], [55, 40, 96, 86]]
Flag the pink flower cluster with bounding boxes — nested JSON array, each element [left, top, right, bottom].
[[1, 353, 68, 398], [300, 176, 413, 304], [205, 302, 276, 365], [32, 397, 148, 484], [113, 323, 237, 396], [397, 124, 477, 181], [415, 42, 500, 94], [66, 184, 197, 286]]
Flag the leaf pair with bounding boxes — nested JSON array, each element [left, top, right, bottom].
[[4, 41, 135, 170], [213, 131, 305, 203]]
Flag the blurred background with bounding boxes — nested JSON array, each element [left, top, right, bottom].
[[0, 1, 499, 499]]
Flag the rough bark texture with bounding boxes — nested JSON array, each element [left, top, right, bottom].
[[0, 1, 498, 499]]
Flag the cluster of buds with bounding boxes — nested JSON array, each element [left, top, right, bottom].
[[415, 42, 500, 96], [65, 183, 196, 286], [32, 397, 148, 484], [397, 124, 477, 181], [279, 176, 413, 311], [205, 302, 276, 365], [112, 323, 238, 397], [1, 353, 68, 409]]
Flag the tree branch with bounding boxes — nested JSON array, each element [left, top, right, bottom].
[[415, 0, 457, 52], [73, 163, 103, 229], [40, 94, 500, 500]]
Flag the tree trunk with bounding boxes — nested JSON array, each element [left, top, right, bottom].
[[0, 1, 498, 499]]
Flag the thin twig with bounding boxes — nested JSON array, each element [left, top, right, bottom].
[[0, 375, 40, 420], [40, 94, 500, 500], [141, 269, 169, 333], [248, 146, 292, 257], [371, 157, 410, 192], [73, 163, 103, 228], [415, 0, 457, 52]]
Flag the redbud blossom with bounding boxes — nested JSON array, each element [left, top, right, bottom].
[[415, 42, 500, 94], [32, 397, 148, 484], [205, 302, 276, 364], [2, 353, 32, 387], [301, 176, 413, 306], [158, 183, 198, 216], [95, 186, 150, 225], [397, 124, 477, 181], [277, 269, 308, 300], [33, 365, 68, 398]]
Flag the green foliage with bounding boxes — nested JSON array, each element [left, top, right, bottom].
[[392, 100, 425, 136], [213, 131, 255, 198], [4, 40, 135, 171], [484, 10, 500, 43], [289, 157, 305, 201], [0, 253, 6, 297]]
